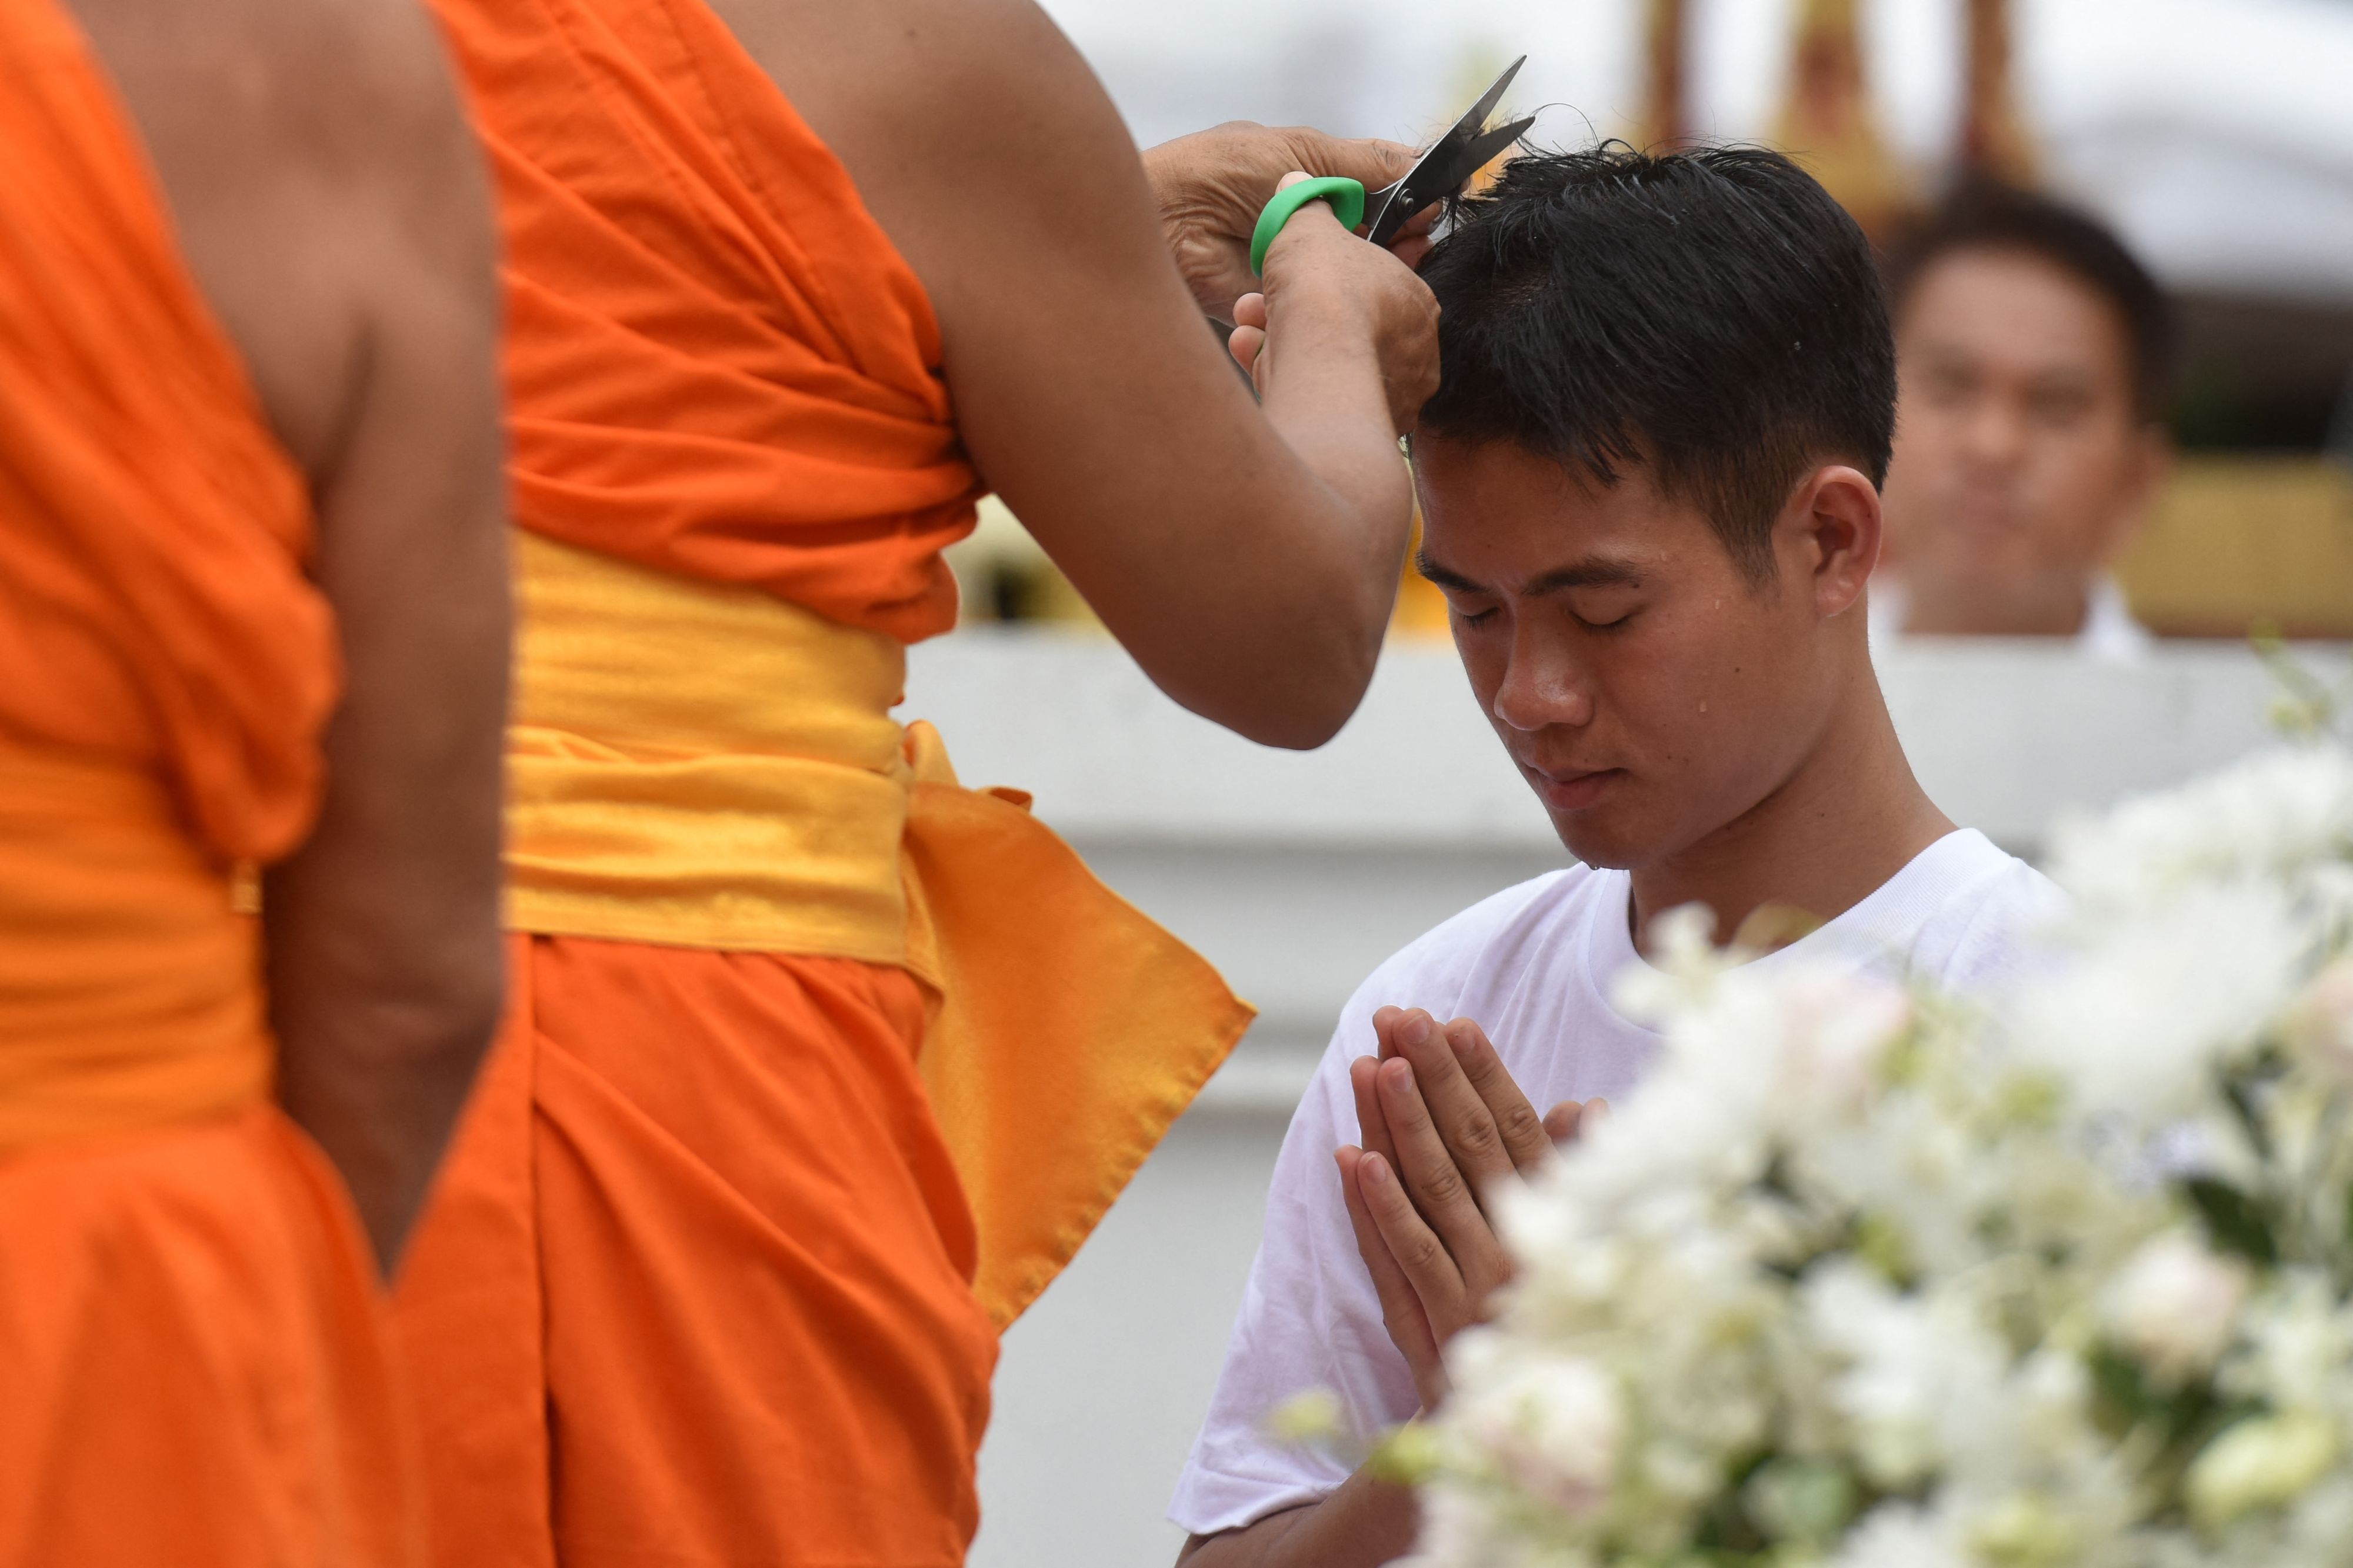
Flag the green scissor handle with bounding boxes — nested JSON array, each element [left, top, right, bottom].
[[1248, 176, 1367, 276]]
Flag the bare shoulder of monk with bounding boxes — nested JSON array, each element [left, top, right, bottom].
[[60, 0, 493, 478], [699, 0, 1165, 305]]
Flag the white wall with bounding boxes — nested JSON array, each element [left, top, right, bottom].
[[902, 630, 2332, 1568]]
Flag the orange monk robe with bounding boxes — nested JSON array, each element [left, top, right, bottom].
[[400, 2, 1252, 1566], [0, 5, 421, 1565]]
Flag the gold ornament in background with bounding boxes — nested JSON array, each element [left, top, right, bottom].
[[1771, 0, 1911, 241], [1961, 0, 2038, 185], [1641, 0, 1690, 149]]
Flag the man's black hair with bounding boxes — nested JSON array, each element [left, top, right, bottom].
[[1415, 143, 1896, 583], [1882, 179, 2178, 422]]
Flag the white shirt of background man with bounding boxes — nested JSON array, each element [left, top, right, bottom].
[[1168, 828, 2062, 1537], [1867, 572, 2154, 662]]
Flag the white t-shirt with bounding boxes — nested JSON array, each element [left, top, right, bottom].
[[1168, 829, 2062, 1537]]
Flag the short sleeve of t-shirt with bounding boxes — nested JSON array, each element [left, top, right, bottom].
[[1166, 869, 1643, 1536], [1166, 830, 2060, 1537]]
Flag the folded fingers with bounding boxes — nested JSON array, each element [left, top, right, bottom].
[[1336, 1145, 1442, 1394], [1437, 1016, 1553, 1175], [1375, 1055, 1499, 1270]]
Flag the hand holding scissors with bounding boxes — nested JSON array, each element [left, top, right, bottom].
[[1248, 56, 1535, 274]]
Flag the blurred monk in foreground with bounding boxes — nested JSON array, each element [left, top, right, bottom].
[[396, 0, 1440, 1563], [1874, 182, 2178, 656], [0, 0, 509, 1562]]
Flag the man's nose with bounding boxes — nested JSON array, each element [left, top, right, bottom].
[[1490, 623, 1593, 733], [1958, 393, 2029, 471]]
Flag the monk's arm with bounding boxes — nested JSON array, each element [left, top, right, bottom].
[[720, 0, 1436, 749], [1178, 1473, 1418, 1568], [65, 0, 509, 1272], [250, 0, 511, 1274]]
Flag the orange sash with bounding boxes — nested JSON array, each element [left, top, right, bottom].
[[502, 534, 1251, 1323]]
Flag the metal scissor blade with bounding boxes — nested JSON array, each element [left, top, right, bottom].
[[1460, 54, 1527, 138], [1364, 112, 1535, 246], [1449, 114, 1535, 185], [1360, 55, 1532, 246]]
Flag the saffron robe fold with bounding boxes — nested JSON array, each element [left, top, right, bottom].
[[0, 5, 419, 1564], [404, 1, 1252, 1563]]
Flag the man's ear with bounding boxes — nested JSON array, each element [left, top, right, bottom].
[[1782, 464, 1882, 619]]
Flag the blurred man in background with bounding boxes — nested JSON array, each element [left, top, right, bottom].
[[1873, 182, 2179, 655], [2, 0, 508, 1561]]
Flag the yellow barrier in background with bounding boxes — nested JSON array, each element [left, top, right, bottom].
[[2117, 458, 2353, 639], [952, 459, 2353, 643]]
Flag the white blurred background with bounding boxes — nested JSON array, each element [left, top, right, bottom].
[[1052, 0, 2353, 297], [939, 3, 2353, 1563]]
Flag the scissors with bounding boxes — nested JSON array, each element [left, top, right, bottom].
[[1249, 56, 1536, 273], [1362, 55, 1535, 246]]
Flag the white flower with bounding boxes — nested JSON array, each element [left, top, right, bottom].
[[2282, 958, 2353, 1080], [2044, 745, 2353, 919], [2009, 881, 2305, 1126], [1828, 1503, 1969, 1568], [1802, 1263, 2006, 1489], [2225, 1272, 2353, 1416], [2186, 1410, 2341, 1527], [2285, 1476, 2353, 1563], [1611, 901, 1738, 1023], [1772, 966, 1912, 1114], [1445, 1336, 1622, 1517], [1404, 1481, 1511, 1568], [1961, 1493, 2082, 1568], [2099, 1232, 2249, 1380]]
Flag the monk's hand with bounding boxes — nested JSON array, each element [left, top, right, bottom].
[[1227, 291, 1270, 387], [1224, 173, 1437, 435], [1336, 1009, 1533, 1410], [1143, 123, 1434, 323]]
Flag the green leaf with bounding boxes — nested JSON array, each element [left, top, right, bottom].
[[2185, 1178, 2279, 1267], [2221, 1076, 2274, 1163], [2089, 1343, 2165, 1432]]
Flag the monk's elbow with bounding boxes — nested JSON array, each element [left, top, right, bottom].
[[1224, 633, 1381, 752], [1242, 693, 1355, 751]]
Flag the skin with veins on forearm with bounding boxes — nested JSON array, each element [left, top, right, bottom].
[[1179, 1011, 1604, 1567]]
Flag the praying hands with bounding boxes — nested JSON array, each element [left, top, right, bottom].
[[1335, 1007, 1606, 1412]]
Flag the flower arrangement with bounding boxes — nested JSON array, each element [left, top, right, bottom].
[[1407, 740, 2353, 1567]]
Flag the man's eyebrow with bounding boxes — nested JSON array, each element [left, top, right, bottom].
[[1415, 554, 1485, 593], [1525, 558, 1645, 595], [1416, 554, 1647, 595]]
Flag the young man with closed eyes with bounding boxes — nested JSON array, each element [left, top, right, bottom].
[[1178, 145, 2065, 1567]]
